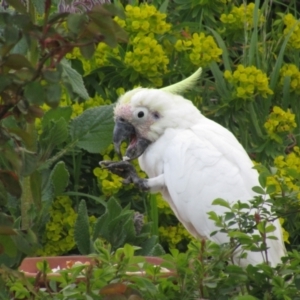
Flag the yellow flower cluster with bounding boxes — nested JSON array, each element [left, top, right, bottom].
[[279, 64, 300, 94], [224, 65, 273, 99], [93, 143, 146, 196], [156, 193, 173, 215], [175, 32, 222, 67], [115, 4, 171, 35], [159, 223, 194, 249], [220, 3, 264, 31], [37, 196, 96, 256], [66, 42, 121, 73], [283, 13, 300, 50], [264, 106, 296, 142], [125, 34, 169, 86], [37, 196, 77, 256], [267, 147, 300, 194]]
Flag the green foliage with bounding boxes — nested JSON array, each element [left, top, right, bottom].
[[74, 197, 164, 256], [0, 0, 128, 266]]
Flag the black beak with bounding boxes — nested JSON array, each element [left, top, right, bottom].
[[113, 118, 135, 158], [113, 118, 151, 161]]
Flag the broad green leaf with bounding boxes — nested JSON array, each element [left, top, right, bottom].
[[24, 82, 45, 105], [159, 0, 169, 13], [3, 54, 32, 70], [74, 200, 91, 255], [88, 13, 118, 48], [70, 104, 114, 153], [79, 43, 96, 60], [40, 117, 69, 149], [45, 83, 62, 107], [11, 229, 38, 255], [228, 231, 252, 241], [252, 186, 266, 195], [258, 172, 268, 189], [42, 68, 62, 83], [31, 0, 45, 14], [212, 198, 230, 209], [0, 75, 12, 92], [0, 171, 21, 198], [0, 235, 17, 257], [50, 161, 69, 196], [4, 25, 19, 45], [61, 59, 89, 100], [42, 106, 72, 129], [5, 0, 27, 14], [67, 14, 87, 34], [265, 224, 276, 233], [102, 3, 126, 19]]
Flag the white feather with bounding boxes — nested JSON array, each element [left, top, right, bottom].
[[160, 68, 202, 94]]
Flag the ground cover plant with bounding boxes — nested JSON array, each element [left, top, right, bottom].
[[1, 0, 300, 298]]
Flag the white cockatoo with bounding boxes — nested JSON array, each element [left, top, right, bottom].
[[101, 68, 286, 267]]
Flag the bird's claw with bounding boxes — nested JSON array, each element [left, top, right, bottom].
[[99, 160, 149, 191], [100, 160, 137, 182]]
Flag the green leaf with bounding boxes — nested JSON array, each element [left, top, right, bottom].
[[40, 117, 69, 149], [0, 171, 21, 198], [74, 200, 91, 255], [159, 0, 169, 13], [266, 185, 277, 195], [5, 0, 27, 14], [24, 82, 45, 105], [258, 172, 268, 189], [79, 43, 96, 60], [61, 59, 89, 100], [212, 198, 231, 209], [42, 106, 72, 129], [70, 104, 114, 153], [3, 54, 32, 70], [45, 83, 62, 108], [67, 14, 87, 34], [42, 68, 62, 83], [4, 25, 20, 45], [50, 161, 69, 196], [0, 75, 12, 92], [64, 191, 107, 207], [228, 231, 252, 242], [265, 224, 276, 233], [0, 235, 17, 257], [31, 0, 45, 15], [252, 186, 266, 195]]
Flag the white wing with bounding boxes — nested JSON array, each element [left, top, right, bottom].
[[141, 118, 286, 266]]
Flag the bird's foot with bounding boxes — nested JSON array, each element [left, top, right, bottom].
[[100, 160, 149, 191]]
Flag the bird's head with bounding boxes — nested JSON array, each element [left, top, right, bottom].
[[113, 68, 203, 161]]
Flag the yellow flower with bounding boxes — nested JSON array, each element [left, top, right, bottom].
[[283, 14, 300, 49], [264, 106, 296, 142], [225, 65, 273, 100], [221, 3, 264, 32], [175, 32, 222, 67], [279, 64, 300, 94]]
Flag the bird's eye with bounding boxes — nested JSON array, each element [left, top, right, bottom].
[[137, 111, 144, 118]]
